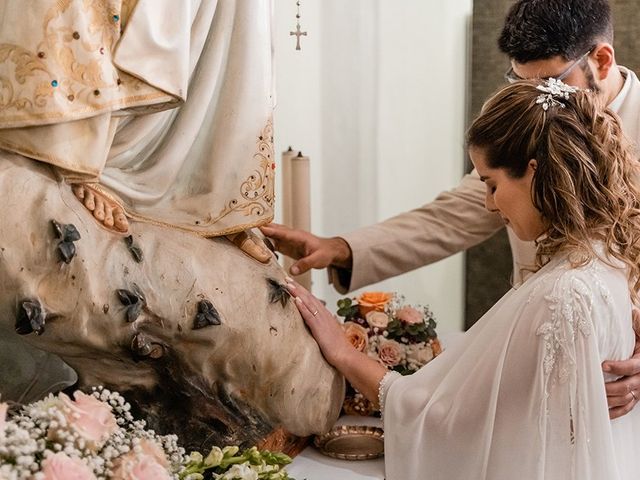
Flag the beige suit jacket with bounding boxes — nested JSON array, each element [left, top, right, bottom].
[[330, 67, 640, 293]]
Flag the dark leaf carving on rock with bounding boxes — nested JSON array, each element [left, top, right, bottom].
[[193, 299, 222, 329], [131, 332, 165, 360], [52, 220, 81, 242], [51, 220, 81, 264], [267, 278, 290, 309], [57, 241, 77, 264], [124, 235, 144, 263], [15, 299, 46, 335], [126, 302, 143, 323], [116, 284, 146, 322]]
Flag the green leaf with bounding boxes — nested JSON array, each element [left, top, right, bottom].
[[386, 319, 404, 338], [337, 298, 353, 309], [263, 451, 293, 466], [406, 323, 426, 336]]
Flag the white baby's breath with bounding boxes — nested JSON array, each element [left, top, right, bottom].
[[0, 387, 187, 480], [1, 388, 291, 480]]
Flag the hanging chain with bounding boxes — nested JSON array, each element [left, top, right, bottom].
[[289, 1, 307, 51]]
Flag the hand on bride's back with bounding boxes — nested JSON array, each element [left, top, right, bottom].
[[603, 309, 640, 419]]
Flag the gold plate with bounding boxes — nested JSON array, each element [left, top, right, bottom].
[[314, 425, 384, 461]]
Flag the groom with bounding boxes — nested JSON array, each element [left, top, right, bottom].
[[261, 0, 640, 419]]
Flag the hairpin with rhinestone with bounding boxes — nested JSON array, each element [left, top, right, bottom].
[[535, 78, 579, 111]]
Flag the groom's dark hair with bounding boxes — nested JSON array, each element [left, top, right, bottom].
[[498, 0, 614, 63]]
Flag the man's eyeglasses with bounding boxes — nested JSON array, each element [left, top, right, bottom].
[[504, 48, 595, 84]]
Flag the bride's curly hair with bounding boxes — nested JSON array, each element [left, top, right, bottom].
[[467, 81, 640, 297]]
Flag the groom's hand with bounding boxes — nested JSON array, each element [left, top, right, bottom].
[[603, 309, 640, 419], [259, 223, 352, 275]]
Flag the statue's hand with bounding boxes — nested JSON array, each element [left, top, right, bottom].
[[260, 223, 352, 275], [603, 309, 640, 419]]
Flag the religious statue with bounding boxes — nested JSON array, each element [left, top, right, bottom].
[[0, 0, 344, 450]]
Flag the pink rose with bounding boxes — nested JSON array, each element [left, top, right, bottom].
[[0, 402, 7, 431], [378, 339, 404, 367], [343, 322, 369, 352], [395, 306, 423, 325], [42, 452, 97, 480], [112, 440, 171, 480], [365, 311, 390, 329], [59, 391, 118, 450]]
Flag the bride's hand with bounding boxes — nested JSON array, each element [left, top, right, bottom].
[[285, 278, 355, 367]]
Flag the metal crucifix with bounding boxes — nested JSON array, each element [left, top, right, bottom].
[[290, 23, 307, 51]]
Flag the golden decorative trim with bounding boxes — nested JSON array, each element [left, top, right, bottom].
[[203, 119, 276, 226], [125, 212, 275, 239], [0, 0, 177, 127], [124, 118, 276, 237]]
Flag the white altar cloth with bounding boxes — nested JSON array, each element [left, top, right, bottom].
[[288, 332, 464, 479]]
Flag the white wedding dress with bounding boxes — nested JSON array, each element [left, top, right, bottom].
[[381, 248, 640, 479]]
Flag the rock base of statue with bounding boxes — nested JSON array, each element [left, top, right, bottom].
[[0, 152, 344, 451]]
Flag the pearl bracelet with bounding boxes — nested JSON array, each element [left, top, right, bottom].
[[378, 371, 402, 419]]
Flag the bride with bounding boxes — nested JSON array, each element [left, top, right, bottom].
[[287, 79, 640, 479]]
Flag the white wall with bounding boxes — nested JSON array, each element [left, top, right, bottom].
[[273, 0, 473, 333]]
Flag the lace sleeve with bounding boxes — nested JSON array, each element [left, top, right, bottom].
[[378, 371, 402, 418]]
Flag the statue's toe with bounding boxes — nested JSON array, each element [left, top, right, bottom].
[[113, 210, 130, 233], [93, 196, 106, 221], [71, 184, 85, 200], [103, 207, 115, 228], [83, 190, 96, 211], [71, 183, 129, 234]]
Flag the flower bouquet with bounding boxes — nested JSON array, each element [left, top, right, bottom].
[[0, 387, 293, 480], [337, 292, 442, 416]]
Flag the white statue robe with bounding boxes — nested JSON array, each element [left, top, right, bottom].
[[0, 0, 274, 236], [381, 249, 640, 479], [0, 0, 274, 401]]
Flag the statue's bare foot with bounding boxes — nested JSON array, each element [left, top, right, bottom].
[[71, 184, 129, 234], [227, 231, 271, 264]]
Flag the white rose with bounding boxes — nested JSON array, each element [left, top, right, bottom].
[[406, 344, 434, 366], [365, 311, 390, 329]]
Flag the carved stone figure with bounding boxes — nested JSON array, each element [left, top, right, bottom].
[[0, 153, 344, 449], [0, 0, 344, 449]]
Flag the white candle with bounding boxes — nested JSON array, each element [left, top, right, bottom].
[[289, 151, 312, 290], [281, 146, 296, 228]]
